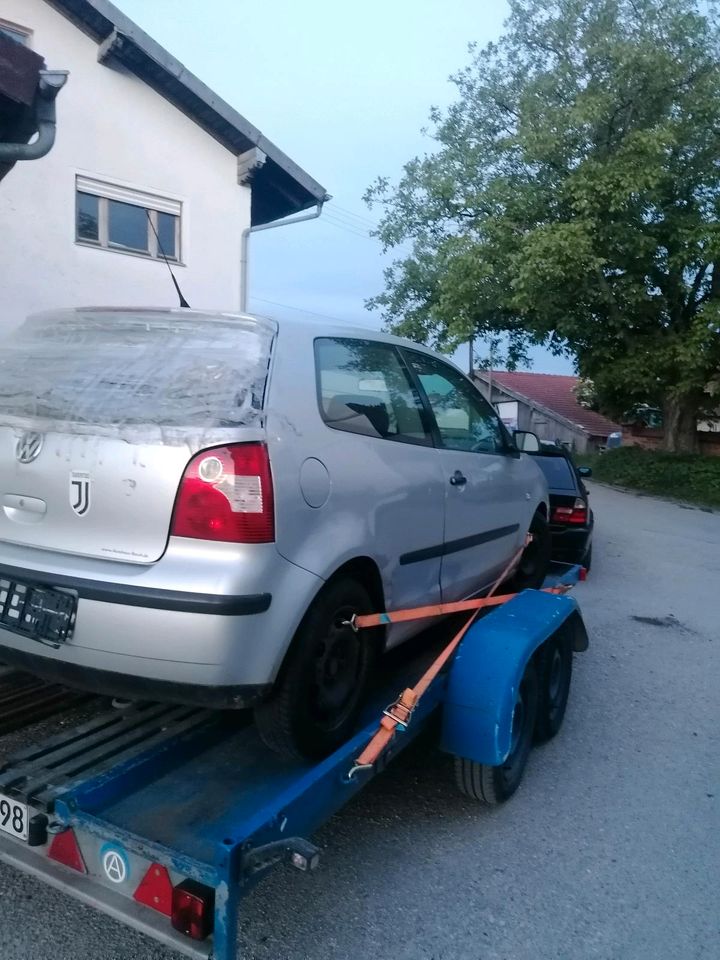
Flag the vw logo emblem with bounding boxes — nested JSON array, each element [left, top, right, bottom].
[[15, 432, 44, 464]]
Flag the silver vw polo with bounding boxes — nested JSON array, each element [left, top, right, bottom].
[[0, 308, 549, 758]]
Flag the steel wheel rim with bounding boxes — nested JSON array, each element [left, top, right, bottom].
[[310, 607, 362, 730]]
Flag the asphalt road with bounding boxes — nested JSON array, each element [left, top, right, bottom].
[[1, 482, 718, 960]]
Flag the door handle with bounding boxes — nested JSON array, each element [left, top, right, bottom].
[[449, 470, 467, 487]]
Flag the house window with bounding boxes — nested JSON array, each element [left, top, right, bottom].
[[75, 176, 182, 262], [0, 20, 31, 45]]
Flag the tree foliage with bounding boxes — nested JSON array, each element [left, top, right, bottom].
[[365, 0, 720, 450]]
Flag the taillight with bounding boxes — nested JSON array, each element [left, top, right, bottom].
[[171, 443, 274, 543], [551, 498, 587, 525], [171, 879, 215, 940]]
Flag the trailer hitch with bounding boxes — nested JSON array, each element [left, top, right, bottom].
[[241, 837, 320, 879]]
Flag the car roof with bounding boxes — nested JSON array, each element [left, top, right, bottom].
[[68, 307, 464, 371]]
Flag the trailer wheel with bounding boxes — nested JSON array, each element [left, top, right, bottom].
[[454, 661, 538, 804], [254, 579, 378, 761], [534, 629, 573, 743]]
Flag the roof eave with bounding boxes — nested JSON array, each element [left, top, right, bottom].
[[44, 0, 328, 224]]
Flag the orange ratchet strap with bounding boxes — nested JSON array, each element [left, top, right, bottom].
[[346, 539, 573, 780]]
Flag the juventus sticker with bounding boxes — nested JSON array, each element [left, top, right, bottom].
[[69, 471, 92, 516]]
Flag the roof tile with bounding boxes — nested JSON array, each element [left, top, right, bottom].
[[486, 371, 621, 437]]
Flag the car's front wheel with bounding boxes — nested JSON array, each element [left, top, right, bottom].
[[254, 578, 378, 760]]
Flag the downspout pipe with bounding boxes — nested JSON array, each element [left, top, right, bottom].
[[0, 70, 68, 162], [240, 201, 325, 313]]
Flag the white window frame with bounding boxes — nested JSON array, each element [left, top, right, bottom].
[[75, 176, 183, 264], [0, 19, 32, 46]]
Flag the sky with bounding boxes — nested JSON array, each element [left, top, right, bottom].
[[116, 0, 573, 375]]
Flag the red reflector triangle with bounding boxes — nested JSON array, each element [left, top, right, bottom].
[[48, 829, 86, 873], [134, 863, 173, 916]]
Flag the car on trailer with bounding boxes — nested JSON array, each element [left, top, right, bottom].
[[0, 308, 550, 760]]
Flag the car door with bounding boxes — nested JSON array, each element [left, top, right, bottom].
[[272, 335, 446, 649], [403, 350, 530, 602]]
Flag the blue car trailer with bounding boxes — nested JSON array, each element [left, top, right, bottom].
[[0, 564, 588, 959]]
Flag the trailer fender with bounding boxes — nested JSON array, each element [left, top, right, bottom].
[[441, 590, 587, 767]]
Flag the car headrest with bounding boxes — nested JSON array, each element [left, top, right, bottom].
[[324, 394, 390, 437]]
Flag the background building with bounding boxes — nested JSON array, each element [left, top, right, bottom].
[[0, 0, 326, 329], [475, 370, 621, 453]]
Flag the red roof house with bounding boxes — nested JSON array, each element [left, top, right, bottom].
[[474, 370, 621, 452]]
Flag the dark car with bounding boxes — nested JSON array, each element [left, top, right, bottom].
[[530, 447, 594, 569]]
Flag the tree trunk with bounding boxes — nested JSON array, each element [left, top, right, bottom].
[[663, 395, 700, 454]]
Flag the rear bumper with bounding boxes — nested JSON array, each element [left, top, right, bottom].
[[0, 645, 270, 708], [549, 525, 592, 561], [0, 561, 272, 616], [0, 539, 324, 692]]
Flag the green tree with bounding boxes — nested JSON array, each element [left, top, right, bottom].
[[365, 0, 720, 452]]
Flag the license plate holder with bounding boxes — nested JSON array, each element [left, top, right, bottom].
[[0, 792, 29, 841], [0, 578, 77, 646]]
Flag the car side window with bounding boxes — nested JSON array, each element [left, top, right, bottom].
[[405, 351, 508, 454], [315, 338, 432, 445]]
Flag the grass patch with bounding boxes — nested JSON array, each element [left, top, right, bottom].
[[576, 446, 720, 509]]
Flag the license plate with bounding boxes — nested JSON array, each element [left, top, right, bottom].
[[0, 578, 77, 646], [0, 793, 28, 841]]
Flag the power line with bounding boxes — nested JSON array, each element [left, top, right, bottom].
[[321, 214, 376, 241], [324, 202, 378, 230], [249, 296, 359, 325]]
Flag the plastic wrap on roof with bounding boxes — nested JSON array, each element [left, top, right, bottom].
[[0, 309, 276, 443]]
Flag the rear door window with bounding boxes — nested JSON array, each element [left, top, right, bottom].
[[532, 456, 578, 491], [315, 338, 432, 445]]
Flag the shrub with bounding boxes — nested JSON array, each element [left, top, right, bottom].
[[576, 447, 720, 508]]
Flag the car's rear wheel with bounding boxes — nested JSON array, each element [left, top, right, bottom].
[[254, 578, 378, 761], [509, 511, 552, 591], [582, 543, 593, 572]]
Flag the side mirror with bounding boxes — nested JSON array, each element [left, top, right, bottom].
[[578, 466, 592, 478], [513, 430, 541, 453]]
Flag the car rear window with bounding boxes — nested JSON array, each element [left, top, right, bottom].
[[0, 309, 275, 438], [532, 455, 578, 491]]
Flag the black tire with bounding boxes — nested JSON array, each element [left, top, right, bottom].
[[254, 579, 378, 761], [509, 511, 552, 591], [454, 661, 538, 804], [582, 543, 593, 572], [534, 629, 573, 743]]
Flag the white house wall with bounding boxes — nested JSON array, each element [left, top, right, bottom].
[[0, 0, 251, 332]]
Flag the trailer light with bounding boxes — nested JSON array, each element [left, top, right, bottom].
[[47, 829, 86, 873], [171, 879, 215, 941], [291, 849, 320, 872], [134, 863, 173, 916]]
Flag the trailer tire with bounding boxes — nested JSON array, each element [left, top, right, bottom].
[[534, 629, 573, 743], [254, 579, 378, 761], [453, 661, 538, 804]]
